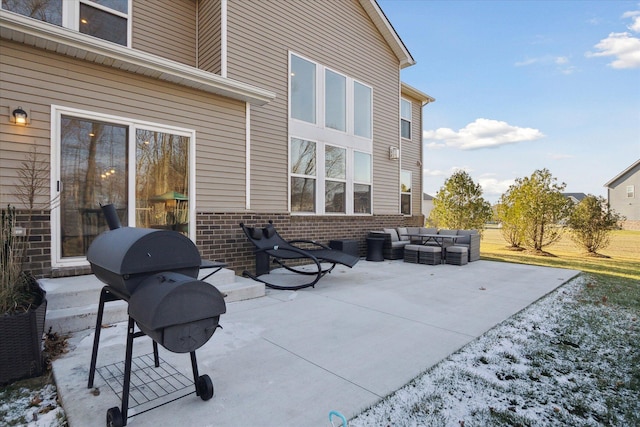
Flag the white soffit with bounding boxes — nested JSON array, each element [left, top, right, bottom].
[[0, 10, 276, 106]]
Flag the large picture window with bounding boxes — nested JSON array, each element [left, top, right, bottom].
[[289, 52, 374, 215], [52, 108, 194, 266], [2, 0, 131, 46]]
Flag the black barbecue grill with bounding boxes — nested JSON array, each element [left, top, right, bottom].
[[86, 205, 226, 427]]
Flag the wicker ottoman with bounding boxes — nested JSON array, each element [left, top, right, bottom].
[[446, 245, 468, 265], [403, 244, 422, 263], [418, 245, 441, 265]]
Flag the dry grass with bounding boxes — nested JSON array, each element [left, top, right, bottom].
[[480, 228, 640, 280]]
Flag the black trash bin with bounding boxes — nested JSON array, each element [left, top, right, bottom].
[[366, 237, 384, 261]]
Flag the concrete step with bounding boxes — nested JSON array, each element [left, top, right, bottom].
[[40, 269, 264, 334]]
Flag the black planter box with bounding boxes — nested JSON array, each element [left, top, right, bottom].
[[0, 291, 47, 385]]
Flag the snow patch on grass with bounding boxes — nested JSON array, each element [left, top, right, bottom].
[[351, 275, 640, 426]]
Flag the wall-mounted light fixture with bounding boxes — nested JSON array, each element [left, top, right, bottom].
[[389, 146, 400, 160], [10, 106, 30, 125]]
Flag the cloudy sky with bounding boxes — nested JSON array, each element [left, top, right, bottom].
[[379, 0, 640, 203]]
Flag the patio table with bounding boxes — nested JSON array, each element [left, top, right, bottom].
[[401, 233, 461, 261]]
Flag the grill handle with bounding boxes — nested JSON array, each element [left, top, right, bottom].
[[101, 203, 122, 230]]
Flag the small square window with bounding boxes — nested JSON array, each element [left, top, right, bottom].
[[627, 185, 635, 198]]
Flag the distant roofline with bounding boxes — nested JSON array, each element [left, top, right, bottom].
[[604, 159, 640, 188]]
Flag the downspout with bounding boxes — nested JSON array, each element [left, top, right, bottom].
[[246, 103, 251, 209], [195, 0, 199, 68], [221, 0, 227, 77]]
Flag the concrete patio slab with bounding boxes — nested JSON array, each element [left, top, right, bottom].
[[52, 260, 579, 427]]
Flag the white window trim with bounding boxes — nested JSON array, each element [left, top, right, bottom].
[[65, 0, 132, 47], [627, 185, 635, 198], [50, 105, 196, 268], [401, 98, 412, 140]]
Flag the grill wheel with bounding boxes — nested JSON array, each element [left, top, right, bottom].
[[197, 374, 214, 401], [106, 406, 123, 427]]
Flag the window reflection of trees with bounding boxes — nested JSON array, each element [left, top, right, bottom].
[[291, 138, 316, 212], [136, 130, 189, 229], [60, 117, 127, 257]]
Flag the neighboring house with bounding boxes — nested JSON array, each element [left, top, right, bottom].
[[563, 193, 588, 204], [422, 193, 434, 222], [0, 0, 434, 278], [604, 159, 640, 230]]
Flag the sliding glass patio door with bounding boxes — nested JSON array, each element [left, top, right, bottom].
[[53, 109, 194, 267]]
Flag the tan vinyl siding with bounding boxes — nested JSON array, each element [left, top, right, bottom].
[[0, 42, 245, 210], [198, 0, 222, 74], [226, 0, 401, 214], [401, 95, 424, 217], [132, 0, 197, 67]]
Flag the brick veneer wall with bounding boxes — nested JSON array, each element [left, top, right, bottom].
[[196, 212, 424, 275], [10, 209, 53, 279], [12, 209, 423, 278]]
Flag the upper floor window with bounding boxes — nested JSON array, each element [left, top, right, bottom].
[[401, 170, 411, 215], [291, 55, 316, 124], [401, 98, 412, 139], [2, 0, 130, 46], [627, 185, 635, 198], [290, 53, 372, 141], [354, 82, 372, 139], [325, 70, 346, 132]]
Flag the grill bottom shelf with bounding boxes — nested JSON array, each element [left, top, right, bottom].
[[96, 353, 195, 415]]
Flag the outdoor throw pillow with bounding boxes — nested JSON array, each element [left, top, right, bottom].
[[383, 228, 399, 241]]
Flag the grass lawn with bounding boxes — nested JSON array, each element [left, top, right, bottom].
[[480, 228, 640, 280]]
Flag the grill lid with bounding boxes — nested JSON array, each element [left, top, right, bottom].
[[128, 272, 227, 330], [87, 227, 201, 276]]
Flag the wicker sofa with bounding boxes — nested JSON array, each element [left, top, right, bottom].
[[368, 227, 480, 261]]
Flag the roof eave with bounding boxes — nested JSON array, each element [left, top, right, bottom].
[[359, 0, 416, 69], [0, 10, 276, 106], [603, 159, 640, 188], [401, 82, 435, 106]]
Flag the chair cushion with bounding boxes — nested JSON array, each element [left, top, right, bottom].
[[391, 241, 410, 248], [383, 228, 399, 242], [263, 226, 276, 238], [420, 227, 437, 235], [456, 230, 477, 245], [456, 235, 470, 244], [397, 227, 410, 241], [249, 227, 262, 240], [406, 227, 420, 234], [438, 229, 458, 236]]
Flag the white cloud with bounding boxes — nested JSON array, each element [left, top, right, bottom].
[[586, 32, 640, 68], [514, 57, 541, 67], [586, 9, 640, 69], [515, 55, 576, 74], [548, 152, 574, 160], [478, 176, 515, 198], [423, 118, 545, 150]]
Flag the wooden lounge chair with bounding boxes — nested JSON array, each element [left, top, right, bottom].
[[239, 221, 359, 290]]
